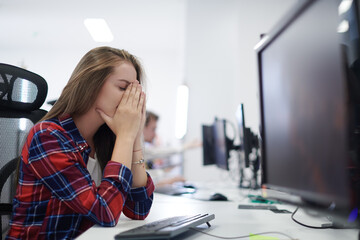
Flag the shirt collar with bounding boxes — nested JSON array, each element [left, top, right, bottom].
[[57, 114, 89, 151]]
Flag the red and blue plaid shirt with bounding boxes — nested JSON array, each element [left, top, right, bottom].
[[6, 115, 154, 239]]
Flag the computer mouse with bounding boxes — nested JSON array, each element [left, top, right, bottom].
[[183, 184, 196, 189], [209, 193, 228, 201]]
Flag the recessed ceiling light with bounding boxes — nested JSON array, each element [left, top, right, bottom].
[[84, 18, 114, 43]]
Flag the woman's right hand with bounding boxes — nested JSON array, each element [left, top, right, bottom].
[[96, 81, 145, 141]]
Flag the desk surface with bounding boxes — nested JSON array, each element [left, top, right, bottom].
[[77, 184, 359, 240]]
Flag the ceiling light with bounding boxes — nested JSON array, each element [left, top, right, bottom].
[[84, 18, 114, 42]]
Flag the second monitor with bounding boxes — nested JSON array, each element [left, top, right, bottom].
[[202, 118, 233, 171]]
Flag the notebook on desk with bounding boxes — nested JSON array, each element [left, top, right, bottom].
[[114, 213, 215, 240]]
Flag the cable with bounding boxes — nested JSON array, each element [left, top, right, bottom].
[[291, 207, 332, 229], [190, 228, 296, 240]]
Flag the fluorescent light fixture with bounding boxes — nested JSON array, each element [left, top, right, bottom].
[[84, 18, 114, 42], [338, 0, 353, 15], [175, 84, 189, 139]]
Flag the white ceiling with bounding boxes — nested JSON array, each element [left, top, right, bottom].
[[0, 0, 185, 55], [0, 0, 187, 108]]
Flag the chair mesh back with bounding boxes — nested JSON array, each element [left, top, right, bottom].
[[0, 63, 48, 239], [0, 74, 38, 103], [0, 118, 34, 238], [11, 78, 38, 103], [0, 63, 47, 111], [0, 118, 33, 161]]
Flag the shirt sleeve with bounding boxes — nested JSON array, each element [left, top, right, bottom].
[[25, 125, 153, 227], [122, 173, 155, 220]]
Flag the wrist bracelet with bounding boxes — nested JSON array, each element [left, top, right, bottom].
[[133, 149, 142, 152], [132, 158, 145, 165]]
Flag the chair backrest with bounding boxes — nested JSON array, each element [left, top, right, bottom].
[[0, 63, 48, 239]]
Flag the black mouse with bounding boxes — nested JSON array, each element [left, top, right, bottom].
[[209, 193, 228, 201], [183, 184, 196, 189]]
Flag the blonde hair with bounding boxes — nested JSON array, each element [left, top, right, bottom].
[[43, 46, 145, 170], [43, 46, 144, 120]]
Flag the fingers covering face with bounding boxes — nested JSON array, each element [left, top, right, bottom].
[[132, 83, 142, 108], [120, 82, 132, 106], [120, 81, 144, 111], [138, 92, 145, 111]]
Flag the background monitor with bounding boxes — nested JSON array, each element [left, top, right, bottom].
[[256, 0, 357, 222], [202, 118, 233, 171], [235, 103, 251, 168], [202, 124, 216, 166], [213, 118, 230, 170]]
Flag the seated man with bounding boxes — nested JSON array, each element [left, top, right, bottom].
[[143, 111, 201, 187]]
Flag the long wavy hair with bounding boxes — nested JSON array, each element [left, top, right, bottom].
[[41, 46, 145, 170]]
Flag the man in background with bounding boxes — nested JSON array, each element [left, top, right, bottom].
[[143, 111, 201, 187]]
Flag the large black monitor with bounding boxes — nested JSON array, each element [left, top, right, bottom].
[[256, 0, 360, 224]]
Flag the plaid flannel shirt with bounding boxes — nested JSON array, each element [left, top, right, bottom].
[[6, 115, 154, 239]]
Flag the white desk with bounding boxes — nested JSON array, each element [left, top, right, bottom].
[[77, 185, 359, 240]]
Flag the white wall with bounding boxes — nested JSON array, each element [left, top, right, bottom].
[[0, 0, 296, 182], [0, 0, 187, 147], [183, 0, 297, 182]]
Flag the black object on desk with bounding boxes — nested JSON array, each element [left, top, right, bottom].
[[209, 193, 228, 201], [114, 213, 215, 240]]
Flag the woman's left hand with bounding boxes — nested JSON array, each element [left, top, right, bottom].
[[133, 93, 146, 150]]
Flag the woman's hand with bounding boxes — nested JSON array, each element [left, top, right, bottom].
[[97, 81, 145, 142], [133, 96, 146, 150]]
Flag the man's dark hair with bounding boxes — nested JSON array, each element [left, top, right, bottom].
[[145, 111, 159, 127]]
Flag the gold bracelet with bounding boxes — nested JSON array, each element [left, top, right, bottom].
[[132, 158, 145, 165]]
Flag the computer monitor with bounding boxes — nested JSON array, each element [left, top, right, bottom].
[[202, 118, 233, 170], [235, 103, 261, 188], [256, 0, 359, 224], [202, 124, 216, 166], [213, 118, 230, 170], [235, 103, 251, 168]]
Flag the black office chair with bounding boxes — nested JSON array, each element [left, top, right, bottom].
[[0, 63, 48, 239]]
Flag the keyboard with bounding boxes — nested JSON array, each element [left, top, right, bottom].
[[114, 213, 215, 239], [155, 185, 196, 196]]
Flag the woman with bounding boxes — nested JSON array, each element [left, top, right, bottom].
[[6, 46, 154, 239]]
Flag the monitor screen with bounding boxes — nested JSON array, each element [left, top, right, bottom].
[[213, 118, 230, 170], [256, 0, 354, 219], [202, 124, 216, 166]]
